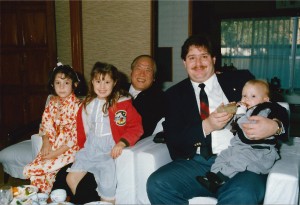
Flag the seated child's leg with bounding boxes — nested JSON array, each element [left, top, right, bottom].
[[72, 172, 100, 204], [52, 163, 73, 197], [66, 171, 87, 195]]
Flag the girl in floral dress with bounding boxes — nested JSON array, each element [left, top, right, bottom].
[[23, 63, 81, 193], [66, 62, 143, 204]]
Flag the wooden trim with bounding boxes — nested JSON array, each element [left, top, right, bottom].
[[188, 0, 192, 36], [151, 0, 158, 57], [69, 0, 84, 74], [46, 1, 57, 67]]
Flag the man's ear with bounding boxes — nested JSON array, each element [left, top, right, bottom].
[[183, 60, 187, 68], [213, 57, 216, 64], [74, 82, 78, 88]]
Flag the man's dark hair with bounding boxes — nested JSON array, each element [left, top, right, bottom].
[[181, 34, 216, 60]]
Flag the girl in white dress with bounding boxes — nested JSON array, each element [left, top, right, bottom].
[[66, 62, 143, 204]]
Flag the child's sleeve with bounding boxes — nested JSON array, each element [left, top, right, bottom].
[[120, 101, 144, 146], [39, 97, 55, 140]]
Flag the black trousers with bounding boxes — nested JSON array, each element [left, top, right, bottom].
[[52, 163, 99, 204]]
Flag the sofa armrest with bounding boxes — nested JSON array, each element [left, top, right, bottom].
[[135, 140, 172, 204], [31, 134, 42, 159], [115, 136, 157, 204], [263, 137, 300, 205]]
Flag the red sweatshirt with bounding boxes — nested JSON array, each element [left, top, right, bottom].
[[77, 98, 143, 148]]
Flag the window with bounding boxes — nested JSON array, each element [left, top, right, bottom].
[[221, 17, 300, 91]]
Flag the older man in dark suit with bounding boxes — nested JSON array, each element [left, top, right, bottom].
[[124, 54, 165, 140], [146, 34, 289, 204]]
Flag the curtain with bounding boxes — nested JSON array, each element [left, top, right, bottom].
[[221, 17, 300, 90]]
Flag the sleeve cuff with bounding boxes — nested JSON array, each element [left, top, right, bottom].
[[120, 138, 130, 147]]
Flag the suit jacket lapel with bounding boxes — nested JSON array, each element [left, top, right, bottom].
[[180, 79, 201, 123]]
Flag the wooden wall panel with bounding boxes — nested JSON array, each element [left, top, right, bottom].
[[0, 12, 18, 46], [0, 1, 56, 149]]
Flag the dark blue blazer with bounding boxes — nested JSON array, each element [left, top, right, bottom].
[[164, 71, 289, 160]]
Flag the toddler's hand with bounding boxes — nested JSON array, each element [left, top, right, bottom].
[[111, 141, 126, 159]]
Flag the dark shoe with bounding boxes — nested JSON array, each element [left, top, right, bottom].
[[196, 175, 211, 191], [206, 172, 225, 193], [196, 172, 225, 193]]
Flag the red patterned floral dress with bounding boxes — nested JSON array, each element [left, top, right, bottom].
[[23, 93, 81, 193]]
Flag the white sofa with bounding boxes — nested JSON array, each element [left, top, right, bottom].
[[1, 103, 299, 205], [114, 102, 299, 205]]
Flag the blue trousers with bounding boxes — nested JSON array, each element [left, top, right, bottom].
[[146, 154, 267, 205]]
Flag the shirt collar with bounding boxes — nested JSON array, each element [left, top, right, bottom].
[[190, 73, 217, 92], [129, 84, 142, 99]]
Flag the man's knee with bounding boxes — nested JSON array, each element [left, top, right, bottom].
[[147, 172, 161, 196], [218, 172, 267, 204]]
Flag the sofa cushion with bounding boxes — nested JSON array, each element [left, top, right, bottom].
[[0, 140, 33, 179]]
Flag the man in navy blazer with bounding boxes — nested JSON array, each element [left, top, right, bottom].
[[147, 34, 289, 204]]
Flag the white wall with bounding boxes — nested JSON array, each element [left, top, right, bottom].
[[158, 0, 189, 90]]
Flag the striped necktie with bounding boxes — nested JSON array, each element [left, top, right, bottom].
[[199, 83, 209, 119], [199, 83, 212, 159]]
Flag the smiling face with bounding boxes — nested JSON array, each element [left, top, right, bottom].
[[130, 56, 155, 91], [53, 73, 73, 100], [92, 73, 116, 100], [183, 46, 216, 83]]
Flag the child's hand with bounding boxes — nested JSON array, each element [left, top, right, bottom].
[[40, 136, 52, 157], [41, 145, 69, 160], [41, 150, 56, 160], [111, 141, 126, 159]]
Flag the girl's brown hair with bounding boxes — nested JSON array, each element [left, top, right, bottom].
[[83, 62, 130, 113]]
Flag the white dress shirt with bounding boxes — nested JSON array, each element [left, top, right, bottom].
[[190, 74, 234, 154], [129, 85, 141, 99]]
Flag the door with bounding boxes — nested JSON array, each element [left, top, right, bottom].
[[0, 1, 57, 149]]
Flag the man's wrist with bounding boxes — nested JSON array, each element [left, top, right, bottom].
[[202, 120, 212, 136], [273, 118, 284, 135]]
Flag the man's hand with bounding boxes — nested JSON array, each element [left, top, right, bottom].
[[111, 141, 126, 159], [241, 115, 278, 140], [203, 110, 233, 135]]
